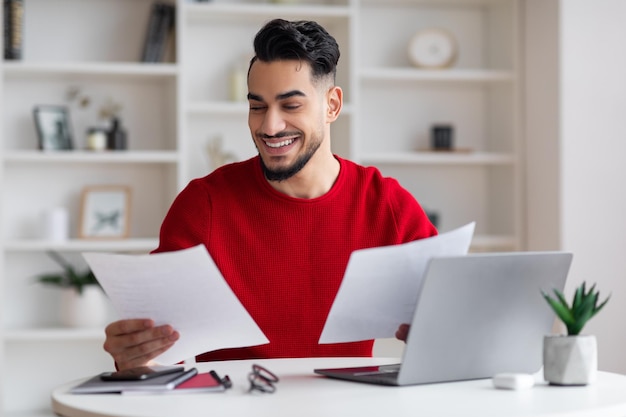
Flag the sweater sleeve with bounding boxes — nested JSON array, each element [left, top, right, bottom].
[[152, 179, 212, 254]]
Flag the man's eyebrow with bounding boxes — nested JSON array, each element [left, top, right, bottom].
[[247, 90, 306, 102], [276, 90, 306, 100]]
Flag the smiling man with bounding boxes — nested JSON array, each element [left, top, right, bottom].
[[103, 19, 437, 370]]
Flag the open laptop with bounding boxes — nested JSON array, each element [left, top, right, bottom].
[[315, 251, 572, 386]]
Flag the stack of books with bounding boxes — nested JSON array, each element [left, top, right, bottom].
[[141, 2, 176, 63], [3, 0, 23, 60], [70, 368, 227, 395]]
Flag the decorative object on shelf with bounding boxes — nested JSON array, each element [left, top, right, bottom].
[[3, 0, 24, 60], [35, 251, 107, 328], [41, 207, 70, 242], [60, 285, 109, 328], [206, 136, 237, 171], [36, 251, 100, 295], [79, 185, 131, 239], [408, 28, 458, 69], [99, 97, 128, 150], [431, 124, 454, 150], [230, 55, 250, 102], [542, 282, 610, 386], [107, 117, 128, 150], [67, 88, 128, 151], [141, 2, 176, 63], [32, 105, 74, 151], [66, 85, 91, 109], [86, 127, 109, 151], [98, 97, 123, 121]]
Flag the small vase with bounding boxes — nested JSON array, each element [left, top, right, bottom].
[[60, 286, 109, 328], [543, 334, 597, 385], [107, 117, 127, 150]]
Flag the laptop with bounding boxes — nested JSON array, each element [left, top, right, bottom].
[[315, 251, 572, 386]]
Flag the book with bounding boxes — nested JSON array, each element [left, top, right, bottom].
[[4, 0, 23, 60], [141, 2, 176, 63], [153, 4, 175, 63], [70, 368, 198, 394], [141, 2, 163, 62], [122, 371, 226, 395]]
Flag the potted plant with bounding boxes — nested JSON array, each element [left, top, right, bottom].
[[542, 282, 610, 385], [36, 251, 108, 328]]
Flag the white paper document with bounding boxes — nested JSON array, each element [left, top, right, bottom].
[[83, 245, 269, 365], [319, 222, 475, 344]]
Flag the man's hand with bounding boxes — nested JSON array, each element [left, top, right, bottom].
[[103, 319, 180, 371], [395, 323, 410, 342]]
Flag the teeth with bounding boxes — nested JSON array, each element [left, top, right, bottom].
[[265, 139, 294, 148]]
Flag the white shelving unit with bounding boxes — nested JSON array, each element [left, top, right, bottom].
[[1, 0, 179, 414], [355, 0, 521, 251], [0, 0, 521, 414]]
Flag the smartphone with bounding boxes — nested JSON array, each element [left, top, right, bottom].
[[100, 365, 185, 381]]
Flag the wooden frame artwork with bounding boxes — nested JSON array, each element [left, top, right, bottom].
[[79, 185, 131, 239]]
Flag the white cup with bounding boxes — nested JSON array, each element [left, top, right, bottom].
[[42, 208, 69, 241]]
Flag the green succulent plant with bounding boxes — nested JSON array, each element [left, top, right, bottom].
[[542, 281, 610, 336], [36, 251, 100, 295]]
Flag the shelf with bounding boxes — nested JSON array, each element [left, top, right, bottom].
[[362, 0, 503, 6], [2, 150, 179, 164], [2, 61, 178, 79], [360, 151, 516, 166], [4, 327, 104, 342], [360, 68, 516, 83], [471, 235, 518, 251], [3, 238, 159, 252], [184, 3, 350, 22]]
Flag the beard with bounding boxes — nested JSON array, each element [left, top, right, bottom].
[[258, 131, 323, 182]]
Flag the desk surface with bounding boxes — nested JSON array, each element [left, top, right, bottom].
[[53, 357, 626, 417]]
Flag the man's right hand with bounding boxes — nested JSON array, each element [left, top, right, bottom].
[[103, 319, 180, 371]]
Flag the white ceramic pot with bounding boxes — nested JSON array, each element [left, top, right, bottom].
[[60, 286, 108, 328], [543, 335, 597, 385]]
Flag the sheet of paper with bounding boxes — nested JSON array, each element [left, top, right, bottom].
[[319, 222, 475, 344], [83, 245, 269, 364]]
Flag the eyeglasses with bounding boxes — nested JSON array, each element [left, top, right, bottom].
[[248, 364, 279, 393]]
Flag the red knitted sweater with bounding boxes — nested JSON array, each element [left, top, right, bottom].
[[153, 156, 437, 361]]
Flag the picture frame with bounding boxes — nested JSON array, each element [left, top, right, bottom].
[[79, 185, 131, 239], [33, 105, 74, 150]]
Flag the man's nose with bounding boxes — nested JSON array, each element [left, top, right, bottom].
[[260, 108, 287, 136]]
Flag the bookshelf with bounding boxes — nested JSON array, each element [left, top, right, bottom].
[[1, 0, 521, 414]]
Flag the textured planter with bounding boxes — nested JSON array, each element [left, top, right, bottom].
[[60, 286, 108, 328], [543, 335, 597, 385]]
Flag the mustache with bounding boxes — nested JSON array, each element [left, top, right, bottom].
[[258, 131, 299, 140]]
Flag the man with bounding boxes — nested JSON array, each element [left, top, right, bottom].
[[104, 19, 437, 370]]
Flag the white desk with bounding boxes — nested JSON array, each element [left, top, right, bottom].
[[52, 357, 626, 417]]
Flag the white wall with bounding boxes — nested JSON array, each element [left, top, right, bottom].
[[526, 0, 626, 373], [560, 0, 626, 374]]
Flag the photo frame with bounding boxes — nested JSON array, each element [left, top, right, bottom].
[[79, 185, 131, 239], [33, 105, 74, 150]]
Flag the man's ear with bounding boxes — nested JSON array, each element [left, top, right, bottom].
[[326, 86, 343, 123]]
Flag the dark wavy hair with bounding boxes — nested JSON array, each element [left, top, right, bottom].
[[250, 19, 340, 84]]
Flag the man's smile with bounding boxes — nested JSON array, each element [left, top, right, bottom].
[[264, 138, 295, 148]]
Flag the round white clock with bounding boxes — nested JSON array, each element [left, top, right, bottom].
[[408, 29, 457, 69]]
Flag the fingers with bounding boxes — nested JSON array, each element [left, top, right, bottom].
[[103, 319, 180, 370], [395, 323, 410, 342]]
